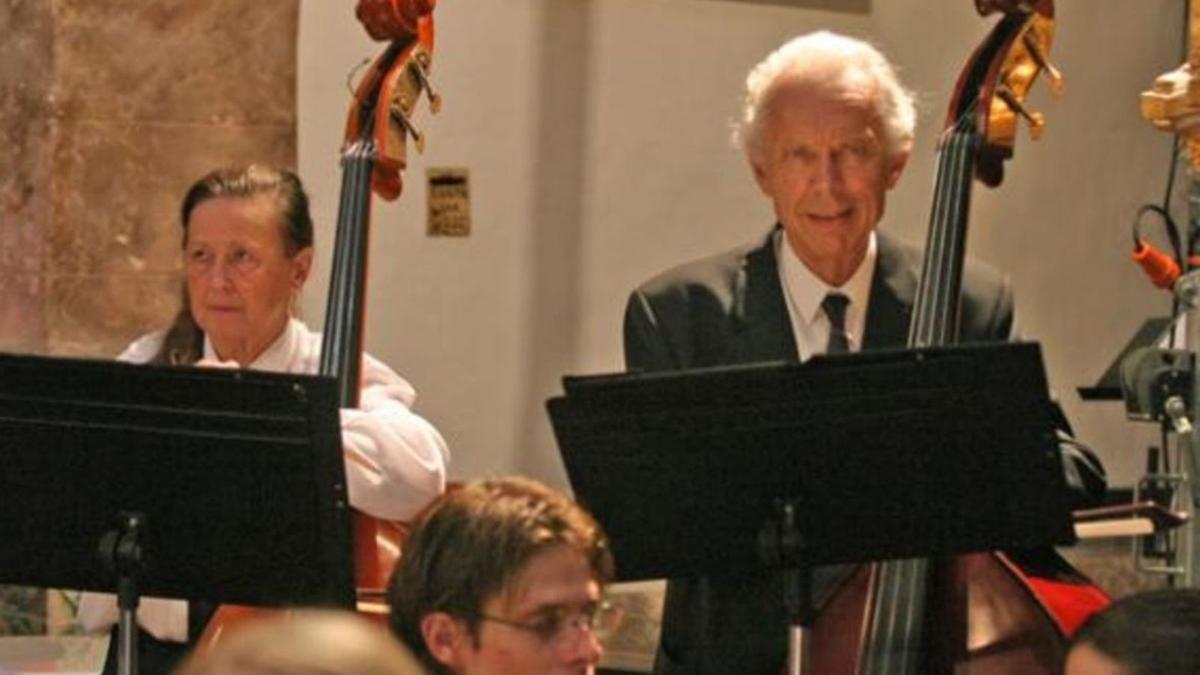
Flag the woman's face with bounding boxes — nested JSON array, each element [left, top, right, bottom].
[[184, 195, 312, 361]]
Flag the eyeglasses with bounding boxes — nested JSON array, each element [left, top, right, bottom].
[[476, 600, 623, 647]]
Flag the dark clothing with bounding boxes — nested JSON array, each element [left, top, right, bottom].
[[101, 629, 188, 675], [100, 601, 215, 675], [623, 229, 1105, 675], [624, 230, 1015, 371]]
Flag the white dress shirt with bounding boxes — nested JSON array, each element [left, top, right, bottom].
[[77, 317, 449, 642], [776, 229, 878, 361]]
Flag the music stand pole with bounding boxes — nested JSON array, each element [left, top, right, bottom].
[[1181, 171, 1200, 587], [100, 512, 146, 675], [117, 580, 138, 675], [760, 501, 816, 675]]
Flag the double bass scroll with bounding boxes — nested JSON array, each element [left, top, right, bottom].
[[957, 0, 1061, 189]]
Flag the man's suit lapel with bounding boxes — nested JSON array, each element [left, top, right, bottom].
[[731, 229, 800, 364], [864, 233, 917, 350]]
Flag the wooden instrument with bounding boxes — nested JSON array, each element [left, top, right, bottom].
[[1142, 0, 1200, 168], [197, 0, 440, 649], [324, 0, 439, 607], [810, 3, 1110, 673]]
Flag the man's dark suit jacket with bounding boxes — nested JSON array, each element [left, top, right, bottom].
[[622, 228, 1093, 675], [624, 229, 1014, 373]]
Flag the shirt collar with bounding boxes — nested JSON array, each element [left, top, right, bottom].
[[777, 229, 877, 327], [203, 317, 301, 371]]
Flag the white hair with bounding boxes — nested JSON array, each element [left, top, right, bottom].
[[733, 31, 917, 158]]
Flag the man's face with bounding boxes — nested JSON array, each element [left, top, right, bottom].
[[750, 69, 908, 286], [434, 547, 604, 675]]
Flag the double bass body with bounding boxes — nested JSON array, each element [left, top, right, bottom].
[[812, 553, 1082, 673]]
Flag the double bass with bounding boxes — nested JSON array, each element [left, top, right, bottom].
[[323, 0, 441, 609], [198, 0, 441, 645], [811, 2, 1109, 673]]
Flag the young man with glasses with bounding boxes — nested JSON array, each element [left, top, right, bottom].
[[388, 477, 618, 675]]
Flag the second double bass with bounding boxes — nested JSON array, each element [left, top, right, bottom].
[[811, 2, 1109, 673]]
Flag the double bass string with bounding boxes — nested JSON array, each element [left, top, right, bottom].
[[321, 140, 375, 402], [863, 108, 980, 675], [912, 114, 977, 348]]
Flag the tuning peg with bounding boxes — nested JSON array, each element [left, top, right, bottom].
[[390, 105, 426, 153], [997, 85, 1046, 140], [1023, 33, 1064, 96], [412, 51, 443, 114]]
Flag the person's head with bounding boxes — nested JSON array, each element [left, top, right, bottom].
[[1064, 588, 1200, 675], [735, 31, 916, 286], [177, 164, 315, 365], [174, 610, 427, 675], [388, 477, 616, 675]]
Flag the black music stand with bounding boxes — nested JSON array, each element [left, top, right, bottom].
[[547, 342, 1075, 673], [1077, 316, 1173, 401], [0, 353, 355, 675]]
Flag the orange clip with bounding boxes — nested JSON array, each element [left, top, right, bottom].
[[1132, 240, 1182, 289]]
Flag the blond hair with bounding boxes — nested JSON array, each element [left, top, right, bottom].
[[176, 611, 427, 675]]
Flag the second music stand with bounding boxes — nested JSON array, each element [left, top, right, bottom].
[[548, 342, 1075, 673]]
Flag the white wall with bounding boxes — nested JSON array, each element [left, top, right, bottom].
[[299, 0, 1183, 490]]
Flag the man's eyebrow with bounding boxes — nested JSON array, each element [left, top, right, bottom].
[[522, 598, 598, 615]]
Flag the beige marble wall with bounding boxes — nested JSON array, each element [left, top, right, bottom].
[[0, 0, 298, 634], [0, 0, 52, 355], [1, 0, 298, 358]]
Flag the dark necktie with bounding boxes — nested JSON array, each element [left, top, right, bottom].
[[822, 293, 850, 354]]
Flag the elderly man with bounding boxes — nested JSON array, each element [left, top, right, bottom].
[[623, 31, 1105, 674], [388, 477, 617, 675]]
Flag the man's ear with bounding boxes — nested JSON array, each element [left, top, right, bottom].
[[290, 246, 314, 291], [749, 148, 772, 197], [884, 147, 911, 190], [420, 612, 471, 667]]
